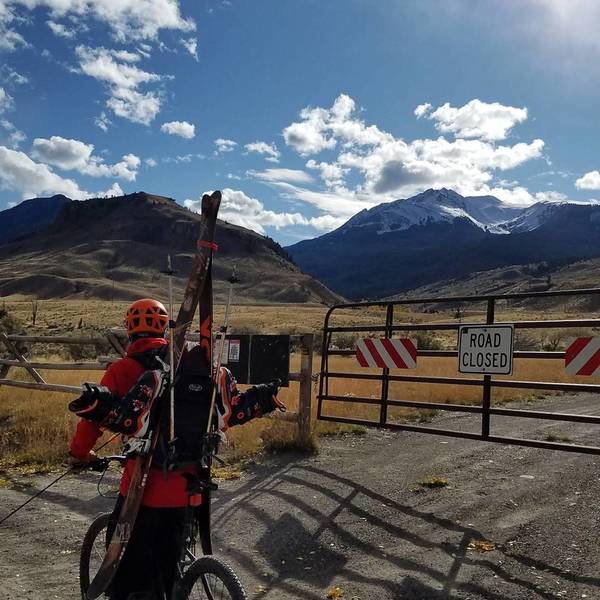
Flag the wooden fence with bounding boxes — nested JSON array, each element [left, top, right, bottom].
[[0, 329, 314, 444]]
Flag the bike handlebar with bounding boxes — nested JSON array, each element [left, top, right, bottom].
[[87, 455, 127, 471]]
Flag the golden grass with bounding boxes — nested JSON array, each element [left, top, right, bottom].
[[318, 355, 592, 424], [0, 368, 108, 469], [1, 299, 426, 337], [414, 476, 449, 489], [0, 357, 314, 469], [0, 350, 593, 471], [0, 299, 598, 470]]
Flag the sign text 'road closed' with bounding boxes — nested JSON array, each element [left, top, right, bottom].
[[458, 325, 514, 375]]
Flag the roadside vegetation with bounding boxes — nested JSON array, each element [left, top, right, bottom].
[[0, 299, 597, 471]]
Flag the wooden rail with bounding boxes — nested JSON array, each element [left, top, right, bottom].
[[0, 330, 314, 444], [0, 359, 106, 370], [0, 379, 82, 393]]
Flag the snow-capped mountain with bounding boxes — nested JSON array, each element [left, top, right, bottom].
[[504, 199, 600, 233], [287, 188, 600, 299], [340, 188, 523, 235]]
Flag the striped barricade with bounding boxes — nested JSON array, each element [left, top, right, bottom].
[[355, 338, 417, 369], [565, 337, 600, 376]]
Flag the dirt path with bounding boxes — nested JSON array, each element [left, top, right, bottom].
[[2, 393, 600, 599]]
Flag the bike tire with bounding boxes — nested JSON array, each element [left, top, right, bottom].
[[175, 555, 247, 600], [79, 512, 111, 599]]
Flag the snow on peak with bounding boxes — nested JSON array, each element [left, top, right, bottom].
[[341, 188, 515, 235], [339, 189, 599, 237]]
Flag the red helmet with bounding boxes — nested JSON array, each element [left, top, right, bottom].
[[126, 299, 169, 337]]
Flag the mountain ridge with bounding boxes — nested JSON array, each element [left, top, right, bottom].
[[287, 188, 600, 299], [0, 192, 341, 304]]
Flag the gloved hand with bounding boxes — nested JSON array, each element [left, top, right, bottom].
[[268, 378, 282, 396], [68, 384, 117, 425], [67, 450, 98, 468]]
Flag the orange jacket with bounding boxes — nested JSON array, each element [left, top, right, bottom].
[[70, 337, 201, 508]]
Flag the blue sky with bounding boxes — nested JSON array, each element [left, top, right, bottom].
[[1, 0, 600, 245]]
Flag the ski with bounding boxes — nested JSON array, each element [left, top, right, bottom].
[[195, 254, 214, 555], [198, 265, 214, 369], [86, 190, 221, 600]]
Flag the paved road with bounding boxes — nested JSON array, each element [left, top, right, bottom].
[[2, 393, 600, 599]]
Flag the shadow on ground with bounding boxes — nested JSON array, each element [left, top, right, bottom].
[[210, 453, 600, 600]]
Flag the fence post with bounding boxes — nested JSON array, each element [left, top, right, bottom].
[[0, 333, 45, 384], [481, 298, 496, 439], [298, 333, 314, 446], [380, 303, 394, 426], [105, 329, 127, 357]]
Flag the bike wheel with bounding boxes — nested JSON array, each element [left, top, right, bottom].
[[79, 512, 111, 599], [175, 555, 247, 600]]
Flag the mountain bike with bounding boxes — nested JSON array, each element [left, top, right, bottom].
[[79, 454, 247, 600]]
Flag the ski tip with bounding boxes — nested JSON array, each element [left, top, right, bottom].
[[201, 191, 221, 213]]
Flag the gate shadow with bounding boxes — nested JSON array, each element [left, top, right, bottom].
[[211, 455, 600, 600]]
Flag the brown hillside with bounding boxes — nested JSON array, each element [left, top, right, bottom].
[[0, 192, 342, 304], [391, 259, 600, 310]]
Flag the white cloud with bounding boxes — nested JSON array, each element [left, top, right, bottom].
[[2, 67, 28, 85], [308, 213, 347, 231], [108, 89, 160, 124], [248, 168, 314, 185], [414, 103, 432, 118], [0, 87, 14, 113], [161, 120, 195, 139], [76, 45, 162, 125], [264, 93, 552, 232], [283, 107, 337, 155], [137, 43, 153, 58], [185, 188, 310, 235], [6, 0, 195, 43], [306, 159, 348, 189], [266, 180, 374, 219], [214, 138, 237, 153], [0, 88, 22, 147], [180, 37, 198, 60], [0, 145, 88, 198], [94, 111, 112, 132], [244, 141, 280, 162], [0, 29, 27, 52], [534, 190, 568, 202], [162, 153, 205, 163], [283, 94, 391, 157], [47, 19, 75, 38], [0, 2, 28, 52], [31, 135, 140, 181], [575, 170, 600, 190], [424, 99, 528, 141], [145, 157, 157, 167], [102, 182, 124, 197], [281, 94, 544, 204], [0, 119, 25, 148]]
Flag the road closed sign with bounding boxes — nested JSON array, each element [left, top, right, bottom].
[[459, 325, 514, 375]]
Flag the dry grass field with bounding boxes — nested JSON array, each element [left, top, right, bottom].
[[0, 298, 598, 471]]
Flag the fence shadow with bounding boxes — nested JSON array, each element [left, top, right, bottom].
[[211, 454, 600, 600]]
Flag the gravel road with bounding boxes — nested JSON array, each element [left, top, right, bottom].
[[2, 393, 600, 599]]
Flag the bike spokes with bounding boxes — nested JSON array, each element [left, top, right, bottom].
[[192, 573, 228, 600]]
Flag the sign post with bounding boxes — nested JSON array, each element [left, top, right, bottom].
[[458, 325, 514, 375]]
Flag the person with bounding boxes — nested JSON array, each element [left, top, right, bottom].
[[68, 298, 283, 600]]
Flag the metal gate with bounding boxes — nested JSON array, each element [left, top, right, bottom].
[[318, 287, 600, 454]]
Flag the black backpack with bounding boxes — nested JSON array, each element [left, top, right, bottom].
[[151, 345, 213, 467]]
